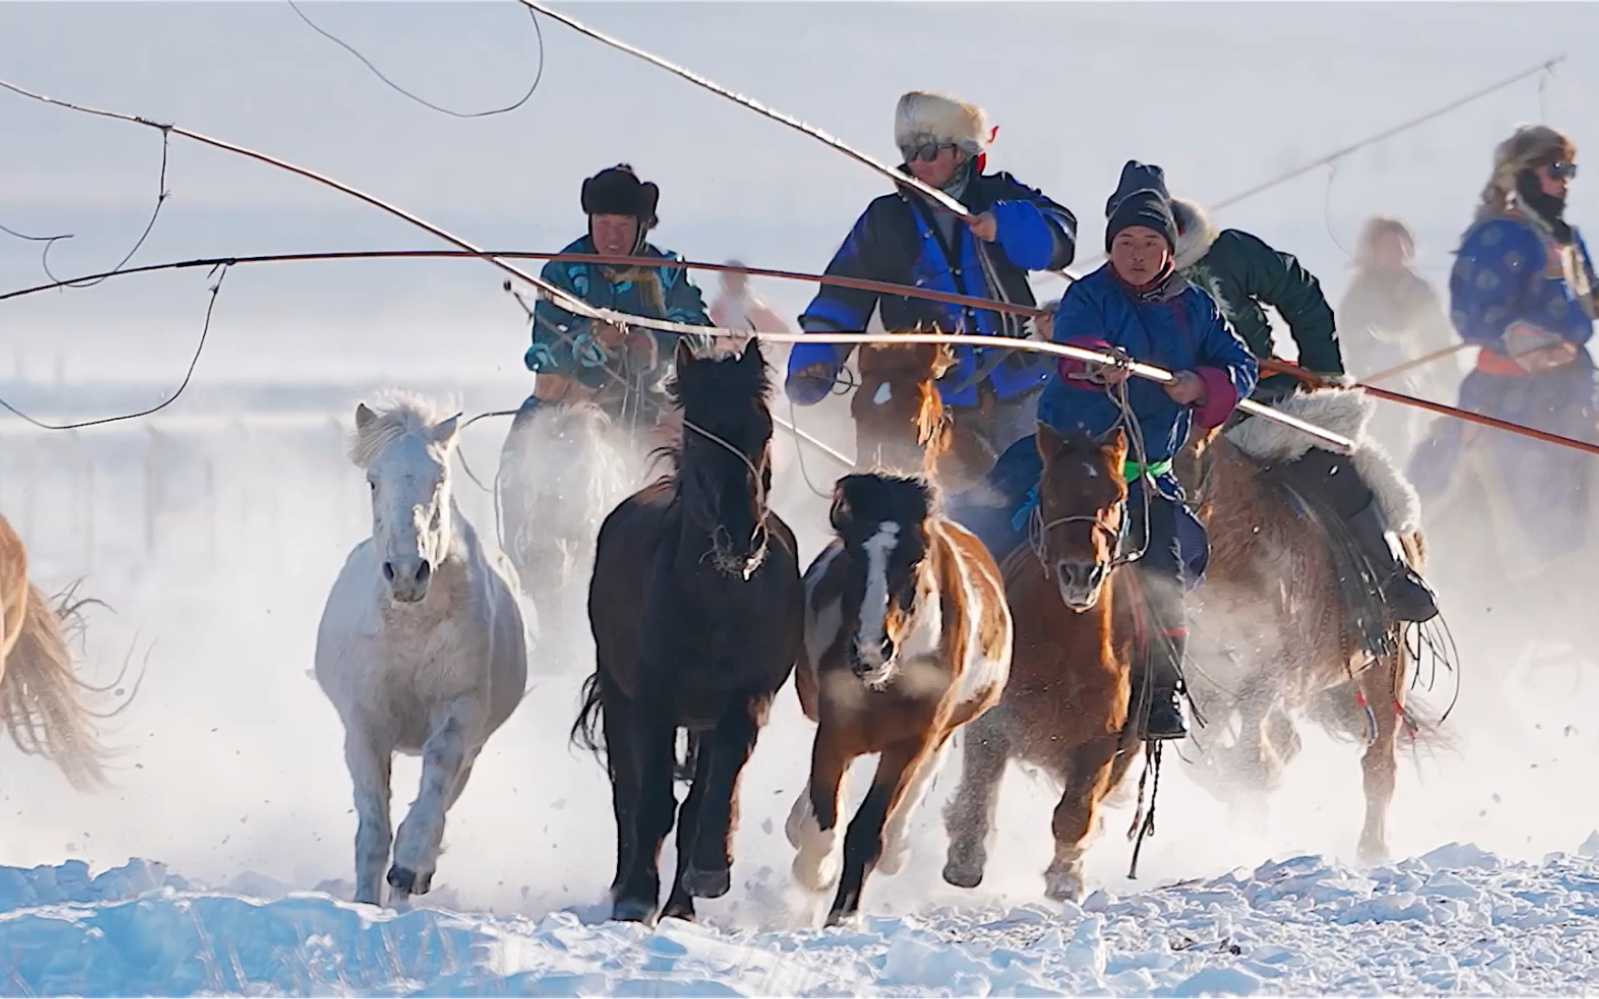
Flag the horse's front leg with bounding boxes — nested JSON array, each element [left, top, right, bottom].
[[662, 728, 711, 922], [612, 718, 678, 923], [389, 695, 484, 899], [677, 698, 764, 900], [786, 718, 851, 896], [344, 724, 393, 906], [943, 710, 1011, 889], [1357, 650, 1402, 864], [1043, 734, 1121, 903], [827, 735, 943, 927]]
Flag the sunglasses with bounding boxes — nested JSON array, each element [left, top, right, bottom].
[[902, 141, 957, 163], [1546, 161, 1579, 180]]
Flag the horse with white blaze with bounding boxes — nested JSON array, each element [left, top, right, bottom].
[[788, 472, 1012, 926], [315, 391, 530, 907]]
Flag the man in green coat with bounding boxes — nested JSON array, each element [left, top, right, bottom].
[[1168, 195, 1440, 638], [1171, 197, 1343, 401]]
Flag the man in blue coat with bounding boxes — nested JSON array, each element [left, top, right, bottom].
[[952, 161, 1258, 741], [784, 91, 1078, 467]]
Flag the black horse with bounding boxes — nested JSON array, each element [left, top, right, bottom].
[[574, 334, 803, 924]]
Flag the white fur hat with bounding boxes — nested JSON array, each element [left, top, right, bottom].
[[894, 91, 991, 154]]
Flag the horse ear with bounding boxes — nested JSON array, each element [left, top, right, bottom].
[[1097, 426, 1127, 455], [430, 413, 462, 448], [355, 402, 376, 430], [1035, 421, 1065, 459], [931, 342, 958, 379], [828, 482, 853, 535]]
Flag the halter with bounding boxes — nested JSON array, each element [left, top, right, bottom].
[[681, 416, 773, 577]]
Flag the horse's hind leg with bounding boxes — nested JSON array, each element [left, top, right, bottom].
[[1043, 735, 1120, 903], [344, 726, 393, 906], [943, 711, 1010, 889], [1357, 651, 1402, 864], [388, 697, 482, 898]]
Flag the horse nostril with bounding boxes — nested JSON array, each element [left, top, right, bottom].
[[416, 560, 432, 583], [879, 637, 896, 662], [382, 562, 396, 582]]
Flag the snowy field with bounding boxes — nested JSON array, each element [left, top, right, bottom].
[[3, 1, 1599, 993], [0, 370, 1595, 996]]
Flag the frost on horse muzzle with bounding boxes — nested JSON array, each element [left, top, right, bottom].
[[710, 523, 768, 580]]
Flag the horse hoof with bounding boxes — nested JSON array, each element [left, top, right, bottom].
[[1043, 866, 1084, 903], [661, 896, 697, 922], [612, 897, 658, 924], [386, 865, 431, 895], [682, 864, 731, 899], [942, 860, 984, 890], [823, 908, 860, 930]]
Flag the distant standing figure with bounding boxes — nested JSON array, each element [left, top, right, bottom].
[[710, 260, 792, 334]]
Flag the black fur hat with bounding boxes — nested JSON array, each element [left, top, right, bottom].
[[580, 164, 660, 229]]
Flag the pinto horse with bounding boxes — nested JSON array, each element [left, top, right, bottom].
[[786, 472, 1012, 925], [575, 334, 804, 924], [1178, 387, 1437, 862], [851, 341, 994, 490], [942, 424, 1145, 902]]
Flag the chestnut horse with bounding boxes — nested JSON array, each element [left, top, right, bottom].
[[574, 334, 804, 924], [0, 509, 118, 790], [942, 425, 1145, 902], [787, 471, 1012, 925], [1178, 387, 1439, 862], [851, 341, 993, 491]]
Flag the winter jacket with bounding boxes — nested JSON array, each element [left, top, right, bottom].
[[786, 167, 1077, 408], [1037, 264, 1258, 470], [1337, 267, 1457, 374], [1448, 211, 1597, 359], [1171, 198, 1341, 398], [526, 235, 712, 388]]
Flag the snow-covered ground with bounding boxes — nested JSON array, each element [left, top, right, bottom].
[[9, 843, 1599, 996], [0, 375, 1596, 995]]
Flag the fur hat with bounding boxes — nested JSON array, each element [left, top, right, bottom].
[[1104, 160, 1177, 252], [580, 164, 660, 228], [894, 91, 993, 155], [1475, 124, 1577, 221]]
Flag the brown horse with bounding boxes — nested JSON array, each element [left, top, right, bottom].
[[786, 471, 1012, 925], [941, 424, 1145, 902], [575, 334, 804, 925], [851, 341, 994, 491], [1178, 386, 1436, 862], [0, 509, 120, 790]]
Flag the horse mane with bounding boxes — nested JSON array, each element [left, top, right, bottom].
[[347, 389, 459, 468], [833, 471, 940, 533]]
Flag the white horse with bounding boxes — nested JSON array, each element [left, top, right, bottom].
[[315, 391, 530, 907]]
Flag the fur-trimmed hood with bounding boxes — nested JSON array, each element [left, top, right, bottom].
[[1171, 196, 1219, 272]]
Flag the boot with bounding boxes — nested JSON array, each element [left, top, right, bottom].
[[1347, 499, 1439, 624], [1133, 627, 1188, 741]]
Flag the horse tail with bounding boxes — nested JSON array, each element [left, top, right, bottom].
[[570, 669, 608, 763], [2, 583, 130, 791]]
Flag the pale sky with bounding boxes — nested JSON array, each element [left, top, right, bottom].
[[0, 1, 1593, 383]]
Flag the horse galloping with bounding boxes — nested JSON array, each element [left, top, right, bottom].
[[0, 510, 118, 791], [316, 392, 530, 906], [575, 334, 803, 925], [787, 471, 1012, 926], [497, 400, 632, 658], [942, 425, 1145, 902], [850, 340, 995, 491], [1180, 386, 1438, 862]]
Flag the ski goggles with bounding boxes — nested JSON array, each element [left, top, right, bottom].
[[901, 140, 958, 163]]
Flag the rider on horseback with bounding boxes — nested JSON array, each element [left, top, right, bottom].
[[1169, 192, 1441, 628], [950, 161, 1259, 741], [783, 90, 1078, 468], [514, 163, 713, 431], [1410, 125, 1597, 567]]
